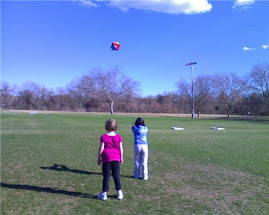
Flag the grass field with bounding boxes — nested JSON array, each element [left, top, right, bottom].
[[1, 111, 269, 214]]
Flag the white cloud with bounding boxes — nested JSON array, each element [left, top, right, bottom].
[[79, 0, 98, 7], [233, 0, 255, 9], [262, 44, 269, 49], [243, 46, 255, 51], [78, 0, 213, 14]]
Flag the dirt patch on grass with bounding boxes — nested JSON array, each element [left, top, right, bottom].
[[162, 162, 266, 213]]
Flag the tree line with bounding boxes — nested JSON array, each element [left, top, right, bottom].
[[1, 63, 269, 117]]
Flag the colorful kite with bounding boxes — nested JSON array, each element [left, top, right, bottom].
[[111, 42, 120, 51]]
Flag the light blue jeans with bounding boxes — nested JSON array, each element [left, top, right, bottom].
[[133, 144, 148, 180]]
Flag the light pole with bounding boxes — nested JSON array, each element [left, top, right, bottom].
[[185, 62, 196, 119]]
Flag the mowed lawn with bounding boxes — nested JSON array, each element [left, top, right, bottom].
[[1, 111, 269, 215]]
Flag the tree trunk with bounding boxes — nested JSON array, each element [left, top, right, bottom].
[[110, 101, 114, 114], [226, 102, 230, 119], [227, 108, 230, 119]]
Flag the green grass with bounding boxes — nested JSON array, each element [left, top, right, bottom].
[[1, 112, 269, 214]]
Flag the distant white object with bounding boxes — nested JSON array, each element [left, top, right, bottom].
[[171, 127, 185, 131], [30, 111, 37, 115], [210, 127, 225, 130]]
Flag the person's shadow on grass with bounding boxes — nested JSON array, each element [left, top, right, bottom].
[[1, 182, 96, 199], [2, 164, 133, 199], [40, 164, 102, 175], [40, 164, 133, 178]]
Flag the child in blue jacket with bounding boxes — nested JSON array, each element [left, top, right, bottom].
[[132, 117, 149, 180]]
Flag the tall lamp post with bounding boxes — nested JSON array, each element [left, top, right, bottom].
[[185, 62, 196, 119]]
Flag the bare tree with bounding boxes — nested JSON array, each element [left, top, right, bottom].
[[176, 75, 213, 117], [19, 82, 54, 110], [39, 87, 54, 110], [66, 66, 140, 114], [1, 82, 16, 109], [210, 73, 247, 118], [90, 66, 140, 114], [67, 76, 98, 112], [194, 75, 213, 117], [17, 82, 40, 110], [117, 95, 138, 113], [176, 78, 192, 113], [156, 92, 179, 113], [51, 87, 71, 111], [248, 62, 269, 114]]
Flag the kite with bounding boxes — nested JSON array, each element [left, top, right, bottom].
[[111, 42, 120, 51]]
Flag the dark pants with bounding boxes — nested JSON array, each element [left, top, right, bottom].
[[102, 161, 121, 192]]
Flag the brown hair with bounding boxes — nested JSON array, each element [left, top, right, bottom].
[[105, 119, 118, 131]]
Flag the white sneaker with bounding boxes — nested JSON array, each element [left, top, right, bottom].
[[143, 176, 148, 181], [97, 192, 107, 201], [117, 190, 124, 200]]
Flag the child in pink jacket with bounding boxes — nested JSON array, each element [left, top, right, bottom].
[[97, 119, 124, 201]]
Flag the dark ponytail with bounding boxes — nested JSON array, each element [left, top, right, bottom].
[[135, 117, 145, 126]]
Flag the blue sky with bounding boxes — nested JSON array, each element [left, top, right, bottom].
[[1, 0, 269, 96]]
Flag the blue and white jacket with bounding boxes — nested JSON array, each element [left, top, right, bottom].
[[132, 125, 149, 145]]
